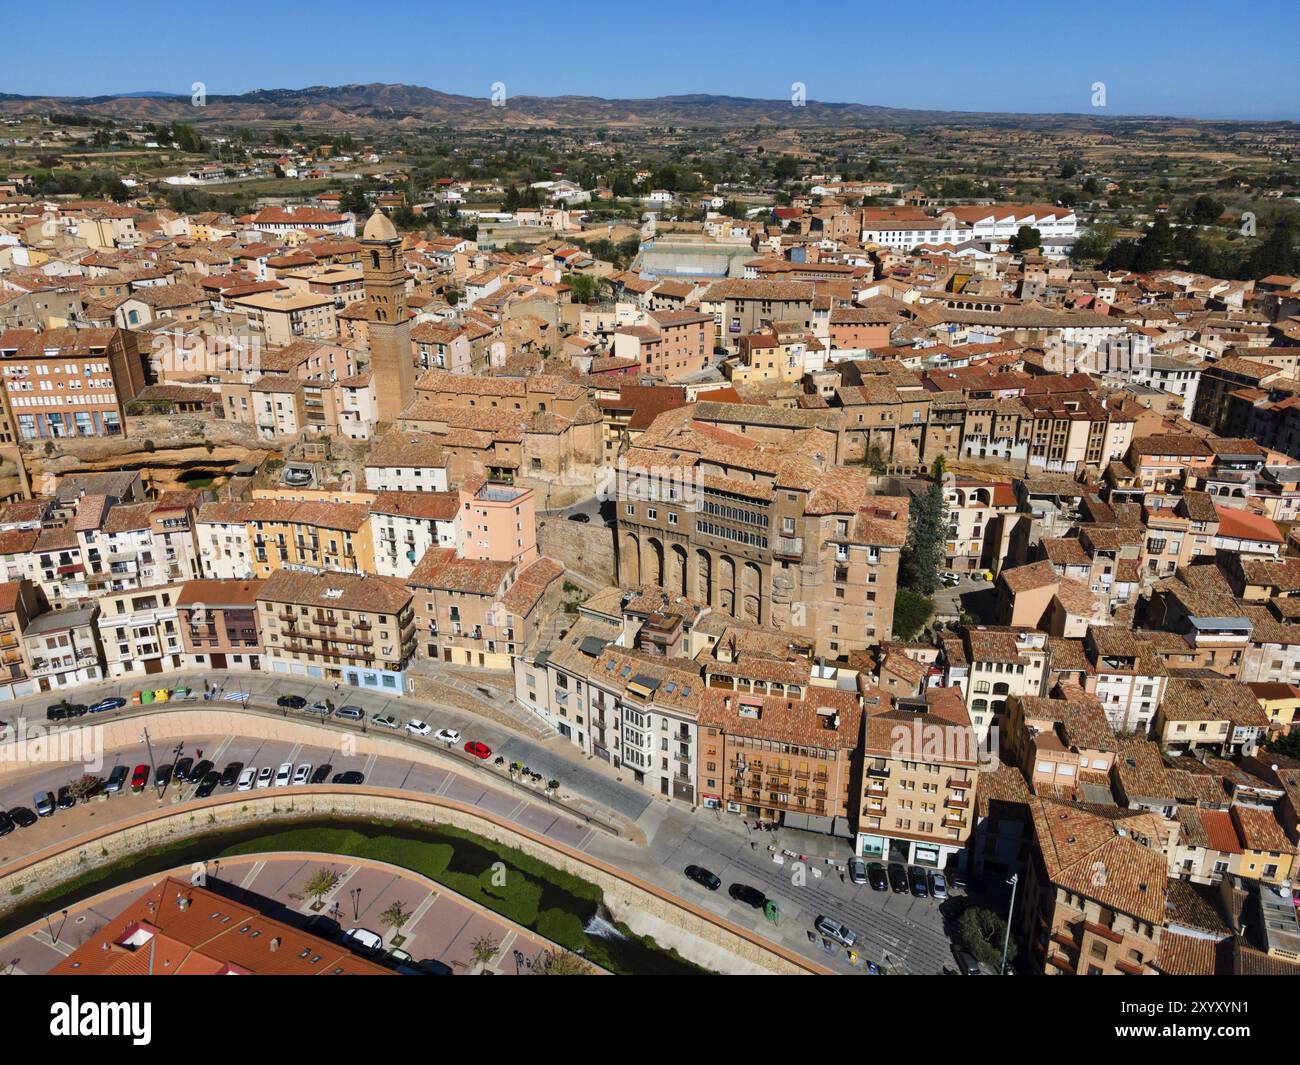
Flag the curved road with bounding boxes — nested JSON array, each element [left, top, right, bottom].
[[0, 670, 959, 974]]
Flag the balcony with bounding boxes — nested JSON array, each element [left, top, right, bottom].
[[773, 535, 803, 560], [948, 777, 971, 790], [867, 781, 888, 798]]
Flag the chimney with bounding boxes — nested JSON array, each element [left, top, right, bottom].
[[177, 896, 189, 911], [269, 937, 281, 952]]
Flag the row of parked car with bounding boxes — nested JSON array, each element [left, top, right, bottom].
[[276, 695, 494, 759], [847, 857, 950, 899]]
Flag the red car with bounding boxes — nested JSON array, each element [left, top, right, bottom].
[[130, 764, 150, 793], [464, 741, 492, 760]]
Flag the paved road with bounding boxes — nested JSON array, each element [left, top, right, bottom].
[[0, 670, 958, 973]]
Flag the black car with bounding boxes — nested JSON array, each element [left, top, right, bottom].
[[887, 862, 909, 894], [194, 772, 221, 799], [685, 864, 721, 891], [64, 703, 88, 718], [219, 762, 244, 788], [866, 862, 889, 892], [8, 806, 37, 828], [46, 703, 67, 721], [189, 759, 214, 782], [56, 786, 75, 810], [277, 694, 307, 709], [154, 764, 174, 788], [304, 915, 341, 940], [0, 811, 13, 836], [173, 757, 195, 783], [908, 865, 929, 898], [728, 883, 766, 909], [567, 512, 591, 523], [310, 764, 333, 784], [332, 771, 365, 785]]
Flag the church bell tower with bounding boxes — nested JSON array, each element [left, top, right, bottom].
[[360, 208, 414, 422]]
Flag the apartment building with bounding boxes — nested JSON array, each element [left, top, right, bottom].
[[407, 547, 562, 669], [1021, 797, 1167, 976], [857, 686, 977, 870], [258, 569, 415, 695], [228, 290, 338, 345], [96, 583, 184, 677], [1084, 625, 1169, 734], [0, 326, 145, 439], [369, 491, 459, 578], [196, 499, 375, 579], [363, 431, 450, 493], [0, 577, 44, 699], [22, 604, 103, 691], [697, 686, 862, 828], [457, 476, 537, 566], [611, 309, 712, 380], [176, 578, 264, 671], [699, 279, 815, 354]]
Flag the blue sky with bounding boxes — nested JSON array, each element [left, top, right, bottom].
[[5, 0, 1296, 120]]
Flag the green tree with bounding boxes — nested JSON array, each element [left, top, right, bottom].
[[1132, 214, 1175, 272], [471, 934, 500, 973], [529, 947, 594, 975], [901, 456, 949, 597], [380, 900, 410, 942], [303, 868, 339, 909], [892, 589, 934, 641], [958, 906, 1016, 970], [1007, 225, 1042, 252]]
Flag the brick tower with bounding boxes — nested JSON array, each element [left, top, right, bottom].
[[361, 208, 413, 422]]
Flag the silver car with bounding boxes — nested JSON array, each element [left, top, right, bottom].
[[814, 916, 856, 948]]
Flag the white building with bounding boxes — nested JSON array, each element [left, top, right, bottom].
[[369, 491, 459, 578]]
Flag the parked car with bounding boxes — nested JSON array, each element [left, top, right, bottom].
[[343, 927, 384, 954], [172, 757, 195, 783], [154, 764, 174, 789], [276, 694, 307, 710], [684, 865, 721, 891], [847, 856, 868, 885], [814, 916, 856, 947], [190, 760, 214, 782], [236, 767, 257, 791], [306, 701, 330, 716], [0, 811, 13, 836], [56, 786, 75, 810], [332, 771, 365, 785], [34, 791, 55, 817], [89, 697, 125, 714], [433, 728, 461, 745], [866, 862, 889, 892], [291, 763, 312, 786], [65, 703, 89, 717], [567, 512, 590, 523], [274, 762, 293, 787], [255, 766, 274, 789], [405, 719, 431, 736], [929, 870, 949, 900], [334, 706, 364, 721], [219, 762, 244, 788], [194, 772, 220, 799], [310, 764, 332, 784], [908, 865, 929, 898], [464, 740, 492, 759], [371, 714, 400, 729], [728, 883, 766, 909], [953, 948, 982, 975], [103, 765, 129, 795], [304, 915, 340, 940], [887, 863, 909, 894], [130, 764, 150, 793], [8, 806, 37, 828]]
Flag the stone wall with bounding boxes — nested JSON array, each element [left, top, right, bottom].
[[537, 515, 616, 588], [0, 788, 825, 975]]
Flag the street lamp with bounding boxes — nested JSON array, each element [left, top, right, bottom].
[[350, 887, 361, 921], [1000, 873, 1019, 976]]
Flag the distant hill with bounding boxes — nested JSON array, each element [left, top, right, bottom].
[[0, 82, 1276, 129]]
